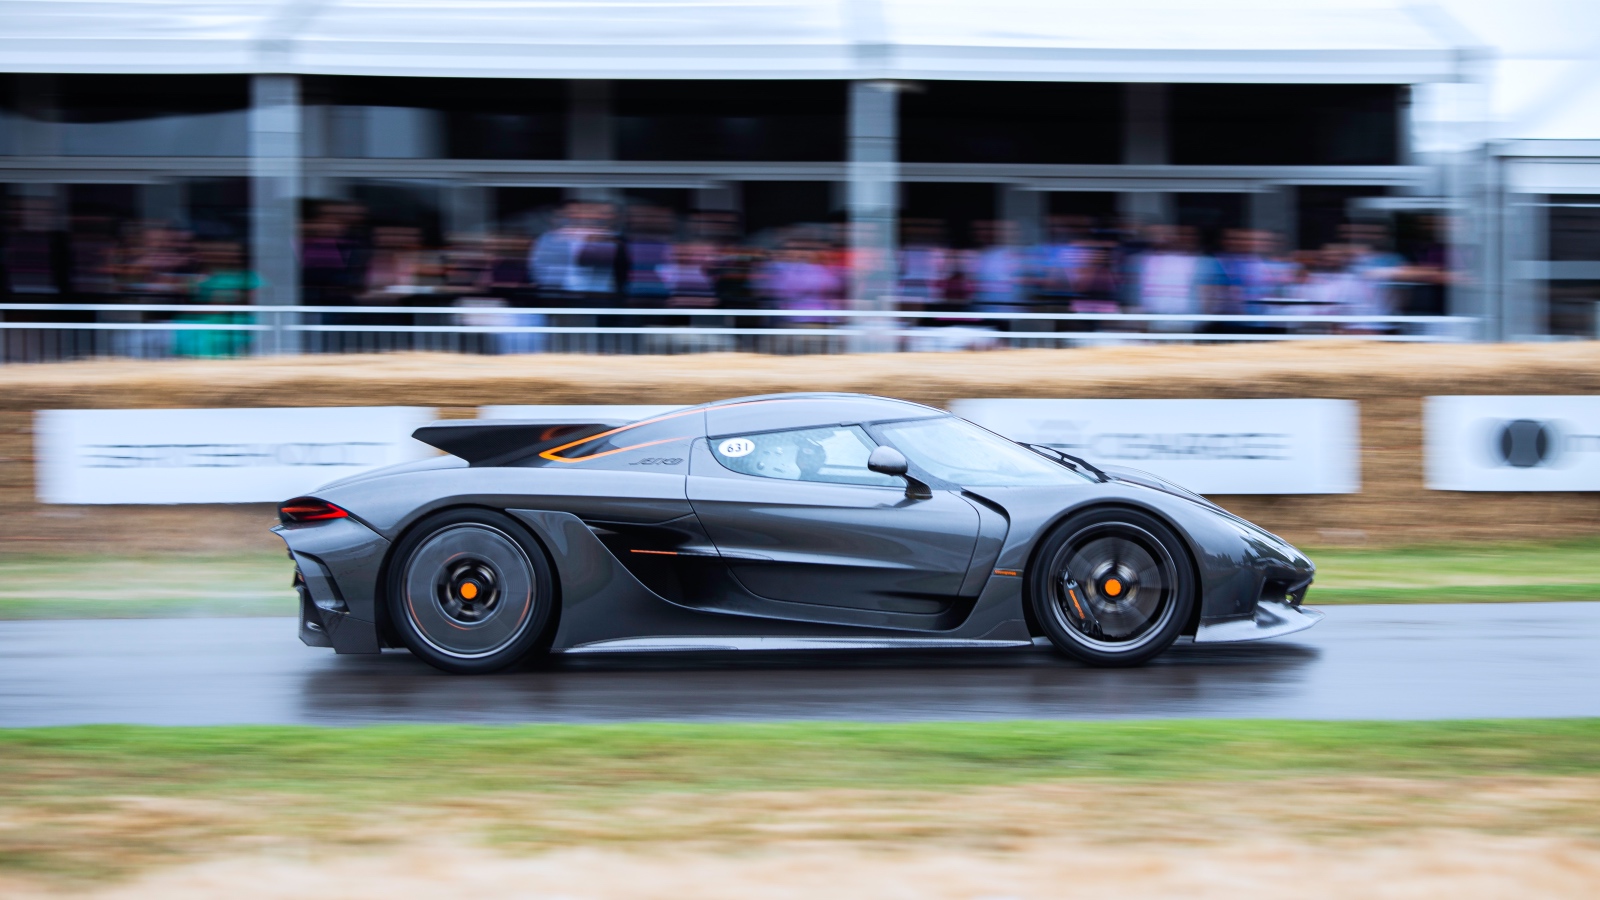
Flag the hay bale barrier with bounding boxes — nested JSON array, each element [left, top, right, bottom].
[[2, 341, 1598, 555]]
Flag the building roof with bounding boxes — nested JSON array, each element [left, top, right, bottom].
[[0, 0, 1472, 83]]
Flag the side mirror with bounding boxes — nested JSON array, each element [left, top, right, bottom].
[[867, 445, 909, 477], [868, 445, 932, 499]]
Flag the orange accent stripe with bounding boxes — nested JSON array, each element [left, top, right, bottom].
[[546, 436, 684, 463], [537, 406, 705, 463], [1068, 587, 1086, 620], [537, 397, 815, 464], [993, 568, 1020, 577], [630, 549, 679, 556]]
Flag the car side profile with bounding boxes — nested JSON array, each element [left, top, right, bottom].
[[274, 393, 1320, 673]]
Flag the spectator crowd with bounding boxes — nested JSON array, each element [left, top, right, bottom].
[[0, 193, 1454, 357]]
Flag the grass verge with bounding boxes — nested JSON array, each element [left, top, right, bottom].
[[0, 553, 291, 620], [1306, 537, 1600, 604], [6, 719, 1600, 798], [0, 536, 1598, 619], [3, 720, 1600, 888]]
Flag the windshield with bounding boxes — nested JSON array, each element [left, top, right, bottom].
[[877, 416, 1098, 486]]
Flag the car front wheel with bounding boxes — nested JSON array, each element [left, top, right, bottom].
[[1030, 507, 1195, 667], [387, 509, 555, 674]]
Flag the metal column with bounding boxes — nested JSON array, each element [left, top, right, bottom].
[[446, 184, 491, 238], [1000, 186, 1044, 246], [567, 80, 616, 203], [1120, 83, 1173, 225], [848, 80, 898, 311], [250, 74, 301, 355]]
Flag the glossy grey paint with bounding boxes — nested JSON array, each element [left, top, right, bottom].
[[687, 437, 982, 618], [274, 393, 1316, 657], [273, 515, 389, 654]]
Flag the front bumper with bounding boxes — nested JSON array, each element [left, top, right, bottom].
[[1194, 600, 1324, 643], [1195, 568, 1321, 643]]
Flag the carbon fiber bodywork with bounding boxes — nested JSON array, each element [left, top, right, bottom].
[[272, 393, 1319, 658]]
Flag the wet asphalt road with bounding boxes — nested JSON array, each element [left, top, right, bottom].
[[2, 602, 1597, 727]]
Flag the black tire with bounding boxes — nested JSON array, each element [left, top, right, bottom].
[[1029, 507, 1195, 668], [386, 509, 556, 674]]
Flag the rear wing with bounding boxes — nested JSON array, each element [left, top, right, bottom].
[[412, 418, 637, 467]]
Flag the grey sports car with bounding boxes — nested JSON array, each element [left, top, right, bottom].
[[274, 393, 1320, 674]]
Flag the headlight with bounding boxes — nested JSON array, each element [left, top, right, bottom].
[[1226, 517, 1301, 561]]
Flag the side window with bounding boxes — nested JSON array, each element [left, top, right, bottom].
[[710, 425, 902, 488]]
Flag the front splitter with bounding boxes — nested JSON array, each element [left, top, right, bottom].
[[1193, 600, 1324, 643]]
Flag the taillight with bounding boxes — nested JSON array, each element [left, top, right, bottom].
[[279, 497, 349, 524]]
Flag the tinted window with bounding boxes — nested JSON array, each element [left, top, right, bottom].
[[710, 425, 900, 487], [878, 416, 1095, 486]]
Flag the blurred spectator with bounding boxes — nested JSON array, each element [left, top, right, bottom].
[[302, 204, 362, 311], [531, 202, 624, 307], [1, 196, 69, 301], [119, 221, 195, 305], [1399, 215, 1453, 317], [624, 205, 674, 308], [173, 241, 257, 358], [1294, 244, 1381, 324], [68, 214, 120, 304], [362, 226, 436, 303], [662, 240, 719, 308], [756, 238, 842, 323], [1133, 225, 1215, 331], [899, 219, 953, 310], [972, 221, 1027, 315], [1032, 216, 1087, 311], [0, 187, 1465, 355], [483, 233, 544, 354]]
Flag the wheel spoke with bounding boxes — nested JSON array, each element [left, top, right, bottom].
[[1050, 524, 1176, 649], [403, 523, 538, 660]]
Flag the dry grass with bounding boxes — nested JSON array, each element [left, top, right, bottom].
[[4, 719, 1600, 892], [3, 342, 1599, 408], [5, 778, 1600, 898]]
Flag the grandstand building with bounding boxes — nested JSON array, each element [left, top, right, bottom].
[[0, 1, 1595, 342]]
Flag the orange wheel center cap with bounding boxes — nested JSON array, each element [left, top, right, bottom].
[[459, 582, 479, 600], [1104, 578, 1123, 597]]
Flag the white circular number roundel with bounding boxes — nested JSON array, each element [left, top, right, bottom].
[[718, 438, 755, 458]]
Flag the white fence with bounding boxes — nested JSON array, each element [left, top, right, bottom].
[[0, 302, 1482, 361]]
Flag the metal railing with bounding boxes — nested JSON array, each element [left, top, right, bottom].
[[0, 302, 1481, 362]]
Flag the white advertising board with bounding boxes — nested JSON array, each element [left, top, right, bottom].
[[479, 405, 683, 422], [949, 399, 1360, 495], [35, 407, 437, 504], [1425, 396, 1600, 491]]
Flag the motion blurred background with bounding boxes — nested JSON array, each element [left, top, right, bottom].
[[0, 0, 1593, 355], [4, 3, 1600, 898]]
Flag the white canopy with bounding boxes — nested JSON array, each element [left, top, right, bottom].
[[0, 0, 1470, 83]]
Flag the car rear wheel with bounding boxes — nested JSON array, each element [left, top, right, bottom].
[[387, 509, 555, 674], [1030, 508, 1194, 668]]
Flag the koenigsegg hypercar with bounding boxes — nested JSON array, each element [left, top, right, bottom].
[[274, 393, 1320, 673]]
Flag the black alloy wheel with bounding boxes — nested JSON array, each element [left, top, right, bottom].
[[387, 509, 556, 674], [1030, 507, 1195, 667]]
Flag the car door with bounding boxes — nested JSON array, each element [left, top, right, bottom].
[[686, 423, 982, 619]]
